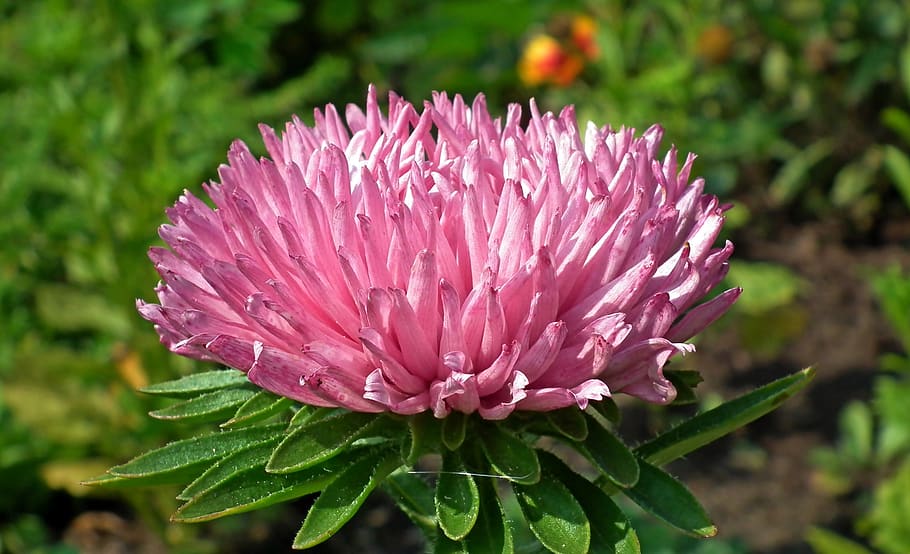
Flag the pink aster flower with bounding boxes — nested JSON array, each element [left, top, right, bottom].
[[139, 85, 739, 420]]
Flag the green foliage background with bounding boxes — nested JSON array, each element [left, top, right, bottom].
[[0, 0, 908, 552]]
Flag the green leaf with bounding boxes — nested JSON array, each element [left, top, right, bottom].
[[288, 406, 335, 427], [34, 284, 132, 335], [831, 156, 877, 208], [293, 449, 402, 549], [576, 414, 639, 488], [442, 411, 468, 450], [434, 533, 468, 554], [384, 469, 436, 534], [480, 424, 540, 485], [539, 452, 640, 554], [805, 527, 875, 554], [867, 458, 910, 554], [81, 472, 167, 490], [838, 401, 873, 464], [664, 371, 703, 388], [222, 390, 294, 428], [871, 267, 910, 354], [880, 353, 910, 375], [769, 139, 834, 205], [149, 388, 256, 423], [884, 145, 910, 211], [898, 16, 910, 76], [178, 436, 282, 500], [405, 412, 443, 465], [174, 447, 367, 522], [514, 473, 590, 554], [464, 475, 513, 554], [267, 411, 386, 473], [875, 377, 910, 461], [139, 369, 249, 398], [546, 408, 588, 441], [622, 458, 716, 538], [883, 108, 910, 144], [436, 450, 480, 540], [725, 262, 804, 315], [588, 398, 620, 425], [105, 424, 284, 486], [636, 368, 815, 466], [664, 370, 703, 405]]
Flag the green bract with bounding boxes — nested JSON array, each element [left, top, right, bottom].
[[88, 367, 814, 552]]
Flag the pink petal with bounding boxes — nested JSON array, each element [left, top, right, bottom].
[[517, 379, 611, 411], [667, 287, 742, 342], [247, 342, 334, 407], [476, 341, 521, 396]]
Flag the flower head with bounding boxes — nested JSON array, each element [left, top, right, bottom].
[[140, 86, 739, 420]]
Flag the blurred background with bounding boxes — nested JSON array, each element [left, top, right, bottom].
[[2, 0, 910, 552]]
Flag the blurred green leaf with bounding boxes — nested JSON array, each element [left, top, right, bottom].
[[883, 108, 910, 145], [867, 458, 910, 554], [901, 40, 910, 100], [762, 44, 791, 92], [871, 266, 910, 353], [875, 377, 910, 462], [831, 153, 880, 208], [34, 285, 131, 336], [838, 401, 874, 464], [769, 140, 834, 205], [883, 145, 910, 210], [726, 261, 804, 315], [846, 44, 895, 103], [806, 526, 874, 554], [879, 352, 910, 374]]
